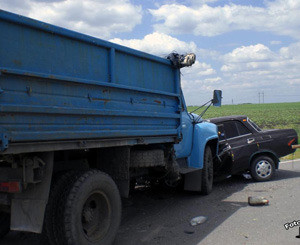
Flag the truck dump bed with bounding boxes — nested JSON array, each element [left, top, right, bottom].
[[0, 10, 181, 154]]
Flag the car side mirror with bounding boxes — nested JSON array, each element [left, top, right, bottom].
[[212, 90, 222, 107]]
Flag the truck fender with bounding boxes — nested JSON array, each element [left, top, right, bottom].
[[188, 122, 218, 169], [11, 152, 54, 233]]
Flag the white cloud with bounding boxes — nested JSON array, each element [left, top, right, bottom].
[[0, 0, 31, 15], [110, 32, 197, 56], [192, 0, 219, 4], [220, 42, 300, 94], [149, 0, 300, 39], [0, 0, 142, 38], [182, 61, 216, 76], [222, 44, 275, 63], [270, 40, 282, 45], [182, 42, 300, 105], [197, 63, 216, 76], [280, 42, 300, 59], [204, 77, 222, 84]]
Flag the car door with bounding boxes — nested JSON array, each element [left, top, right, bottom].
[[218, 120, 258, 174]]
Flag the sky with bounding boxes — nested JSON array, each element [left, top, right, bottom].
[[1, 0, 300, 105]]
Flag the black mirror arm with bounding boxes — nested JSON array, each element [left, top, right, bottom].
[[192, 100, 213, 123], [199, 101, 213, 118], [190, 99, 212, 114]]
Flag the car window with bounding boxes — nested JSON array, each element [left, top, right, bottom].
[[217, 124, 226, 140], [219, 120, 251, 140], [248, 118, 262, 131], [223, 121, 239, 139], [236, 121, 251, 135]]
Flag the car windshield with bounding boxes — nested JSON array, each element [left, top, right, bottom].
[[248, 118, 262, 131]]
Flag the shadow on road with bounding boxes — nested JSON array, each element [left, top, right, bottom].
[[273, 168, 300, 181], [114, 167, 300, 245], [114, 177, 250, 245], [1, 167, 299, 245]]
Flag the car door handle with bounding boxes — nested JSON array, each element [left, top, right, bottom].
[[247, 138, 255, 144]]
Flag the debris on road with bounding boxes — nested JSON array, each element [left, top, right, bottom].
[[248, 196, 269, 206], [242, 173, 252, 179], [190, 216, 207, 226], [184, 230, 195, 234]]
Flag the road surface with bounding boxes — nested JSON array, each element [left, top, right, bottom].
[[2, 159, 300, 245]]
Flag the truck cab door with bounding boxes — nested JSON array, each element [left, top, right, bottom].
[[174, 111, 193, 158]]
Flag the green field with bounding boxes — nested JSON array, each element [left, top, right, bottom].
[[188, 102, 300, 160]]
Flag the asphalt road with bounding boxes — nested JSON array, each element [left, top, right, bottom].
[[2, 159, 300, 245]]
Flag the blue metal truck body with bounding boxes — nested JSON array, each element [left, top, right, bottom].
[[0, 9, 181, 153], [0, 10, 219, 243]]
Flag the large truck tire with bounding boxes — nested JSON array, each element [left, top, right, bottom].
[[43, 171, 81, 245], [201, 146, 213, 195], [61, 170, 121, 245], [0, 212, 10, 238]]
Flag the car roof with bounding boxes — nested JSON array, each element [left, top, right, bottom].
[[207, 115, 248, 124]]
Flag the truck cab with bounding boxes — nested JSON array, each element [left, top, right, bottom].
[[174, 90, 220, 194]]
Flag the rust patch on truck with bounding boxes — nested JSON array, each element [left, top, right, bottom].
[[13, 60, 22, 66], [92, 97, 111, 105]]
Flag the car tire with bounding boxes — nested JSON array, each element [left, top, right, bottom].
[[201, 146, 213, 195], [62, 170, 121, 245], [0, 212, 10, 238], [250, 156, 275, 182]]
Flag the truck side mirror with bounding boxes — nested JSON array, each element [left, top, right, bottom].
[[212, 90, 222, 107]]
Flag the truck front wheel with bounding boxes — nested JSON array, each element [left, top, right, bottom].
[[0, 212, 10, 238], [201, 146, 213, 195], [63, 170, 121, 245]]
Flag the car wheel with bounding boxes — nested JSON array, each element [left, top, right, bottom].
[[250, 156, 275, 182], [201, 146, 213, 195]]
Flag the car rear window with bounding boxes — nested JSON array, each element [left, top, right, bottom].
[[223, 122, 239, 138], [236, 121, 251, 135], [248, 118, 262, 131], [218, 120, 251, 140]]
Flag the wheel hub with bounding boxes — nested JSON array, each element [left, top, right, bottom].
[[256, 160, 272, 178], [82, 207, 94, 223], [81, 192, 111, 242]]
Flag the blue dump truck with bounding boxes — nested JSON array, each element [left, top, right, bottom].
[[0, 10, 221, 245]]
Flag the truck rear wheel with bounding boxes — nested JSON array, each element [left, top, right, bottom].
[[43, 171, 81, 245], [201, 146, 213, 195], [62, 170, 121, 245], [0, 212, 10, 238]]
